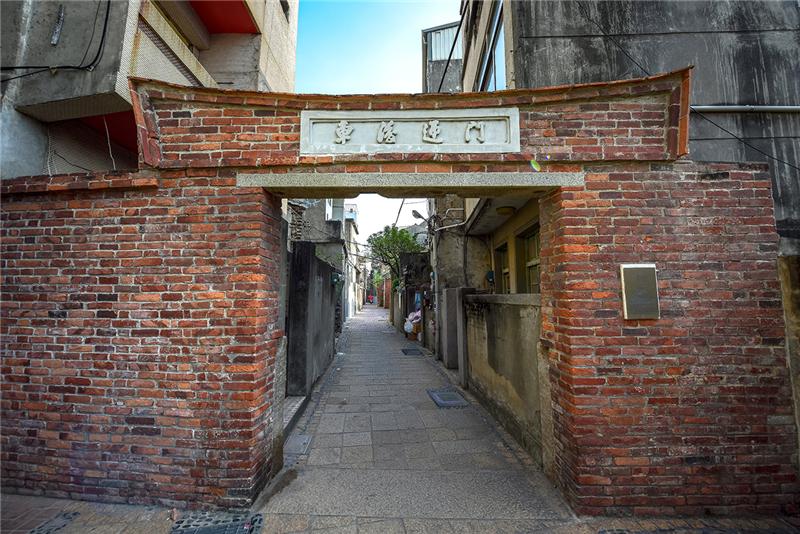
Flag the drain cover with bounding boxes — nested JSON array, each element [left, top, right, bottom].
[[29, 511, 79, 534], [401, 348, 422, 355], [428, 388, 469, 408], [171, 512, 263, 534]]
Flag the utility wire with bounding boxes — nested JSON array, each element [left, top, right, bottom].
[[436, 8, 467, 93], [393, 199, 405, 227], [1, 0, 111, 84], [574, 1, 800, 173], [53, 152, 92, 172]]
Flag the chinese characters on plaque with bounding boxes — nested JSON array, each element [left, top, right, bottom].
[[333, 119, 487, 145], [300, 108, 519, 155]]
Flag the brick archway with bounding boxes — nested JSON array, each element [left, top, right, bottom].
[[2, 69, 796, 514]]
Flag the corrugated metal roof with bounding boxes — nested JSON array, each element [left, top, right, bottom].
[[425, 23, 462, 61]]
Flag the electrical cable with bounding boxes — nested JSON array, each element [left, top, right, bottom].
[[77, 0, 103, 67], [1, 0, 111, 84], [436, 8, 467, 93], [103, 116, 116, 171], [53, 152, 92, 172], [574, 0, 800, 173], [393, 199, 405, 227]]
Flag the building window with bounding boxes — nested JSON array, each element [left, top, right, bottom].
[[495, 243, 510, 294], [477, 1, 505, 92], [516, 227, 540, 294]]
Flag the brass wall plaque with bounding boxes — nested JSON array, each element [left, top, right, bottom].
[[620, 264, 660, 320]]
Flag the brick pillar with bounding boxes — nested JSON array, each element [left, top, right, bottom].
[[1, 170, 285, 508], [538, 162, 797, 516]]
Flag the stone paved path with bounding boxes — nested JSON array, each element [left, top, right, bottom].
[[256, 305, 575, 533], [3, 305, 799, 533], [255, 305, 800, 533]]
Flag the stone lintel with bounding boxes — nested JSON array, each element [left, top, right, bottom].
[[236, 172, 584, 198]]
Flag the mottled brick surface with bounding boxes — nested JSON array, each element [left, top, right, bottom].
[[1, 170, 283, 508], [2, 68, 796, 514], [539, 161, 796, 515]]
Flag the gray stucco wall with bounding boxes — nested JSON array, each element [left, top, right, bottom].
[[1, 0, 131, 113], [506, 0, 800, 238], [464, 293, 543, 463], [424, 58, 462, 93], [286, 241, 339, 396]]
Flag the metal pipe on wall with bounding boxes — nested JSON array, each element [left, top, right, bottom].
[[691, 106, 800, 113]]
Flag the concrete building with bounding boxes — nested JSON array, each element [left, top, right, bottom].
[[423, 0, 800, 488], [421, 21, 462, 94], [459, 0, 799, 245], [343, 217, 364, 320], [1, 0, 298, 178], [287, 198, 365, 324]]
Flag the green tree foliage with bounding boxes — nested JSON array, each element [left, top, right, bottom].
[[367, 226, 424, 280], [373, 269, 384, 290]]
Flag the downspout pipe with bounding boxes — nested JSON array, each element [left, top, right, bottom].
[[691, 106, 800, 113]]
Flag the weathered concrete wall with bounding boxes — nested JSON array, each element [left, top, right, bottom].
[[464, 293, 543, 462], [199, 34, 262, 90], [255, 0, 298, 92], [440, 289, 460, 369], [286, 241, 339, 396], [505, 0, 800, 239], [779, 255, 800, 469], [1, 170, 284, 508], [0, 0, 131, 113], [461, 0, 500, 92], [424, 59, 462, 94]]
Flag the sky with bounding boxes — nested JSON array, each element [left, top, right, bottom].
[[295, 0, 461, 243]]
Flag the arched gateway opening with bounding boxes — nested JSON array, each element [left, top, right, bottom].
[[2, 68, 796, 516]]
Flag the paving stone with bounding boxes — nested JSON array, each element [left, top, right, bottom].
[[343, 413, 371, 433], [317, 414, 346, 434], [307, 447, 341, 465], [261, 513, 309, 533], [313, 433, 343, 448], [340, 446, 373, 464], [432, 439, 494, 455], [357, 517, 405, 534], [403, 442, 436, 459], [342, 432, 371, 446], [369, 412, 398, 431]]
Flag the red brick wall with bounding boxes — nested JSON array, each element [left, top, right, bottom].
[[130, 70, 687, 170], [539, 161, 797, 515], [3, 69, 796, 514], [1, 171, 283, 508]]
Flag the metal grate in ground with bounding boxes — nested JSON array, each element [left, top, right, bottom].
[[427, 388, 470, 408], [28, 512, 79, 534], [401, 348, 422, 355], [170, 512, 263, 534]]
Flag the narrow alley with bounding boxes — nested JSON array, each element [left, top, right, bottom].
[[256, 305, 574, 532], [2, 307, 799, 532]]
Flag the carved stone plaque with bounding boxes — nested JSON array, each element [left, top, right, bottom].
[[300, 108, 520, 155]]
